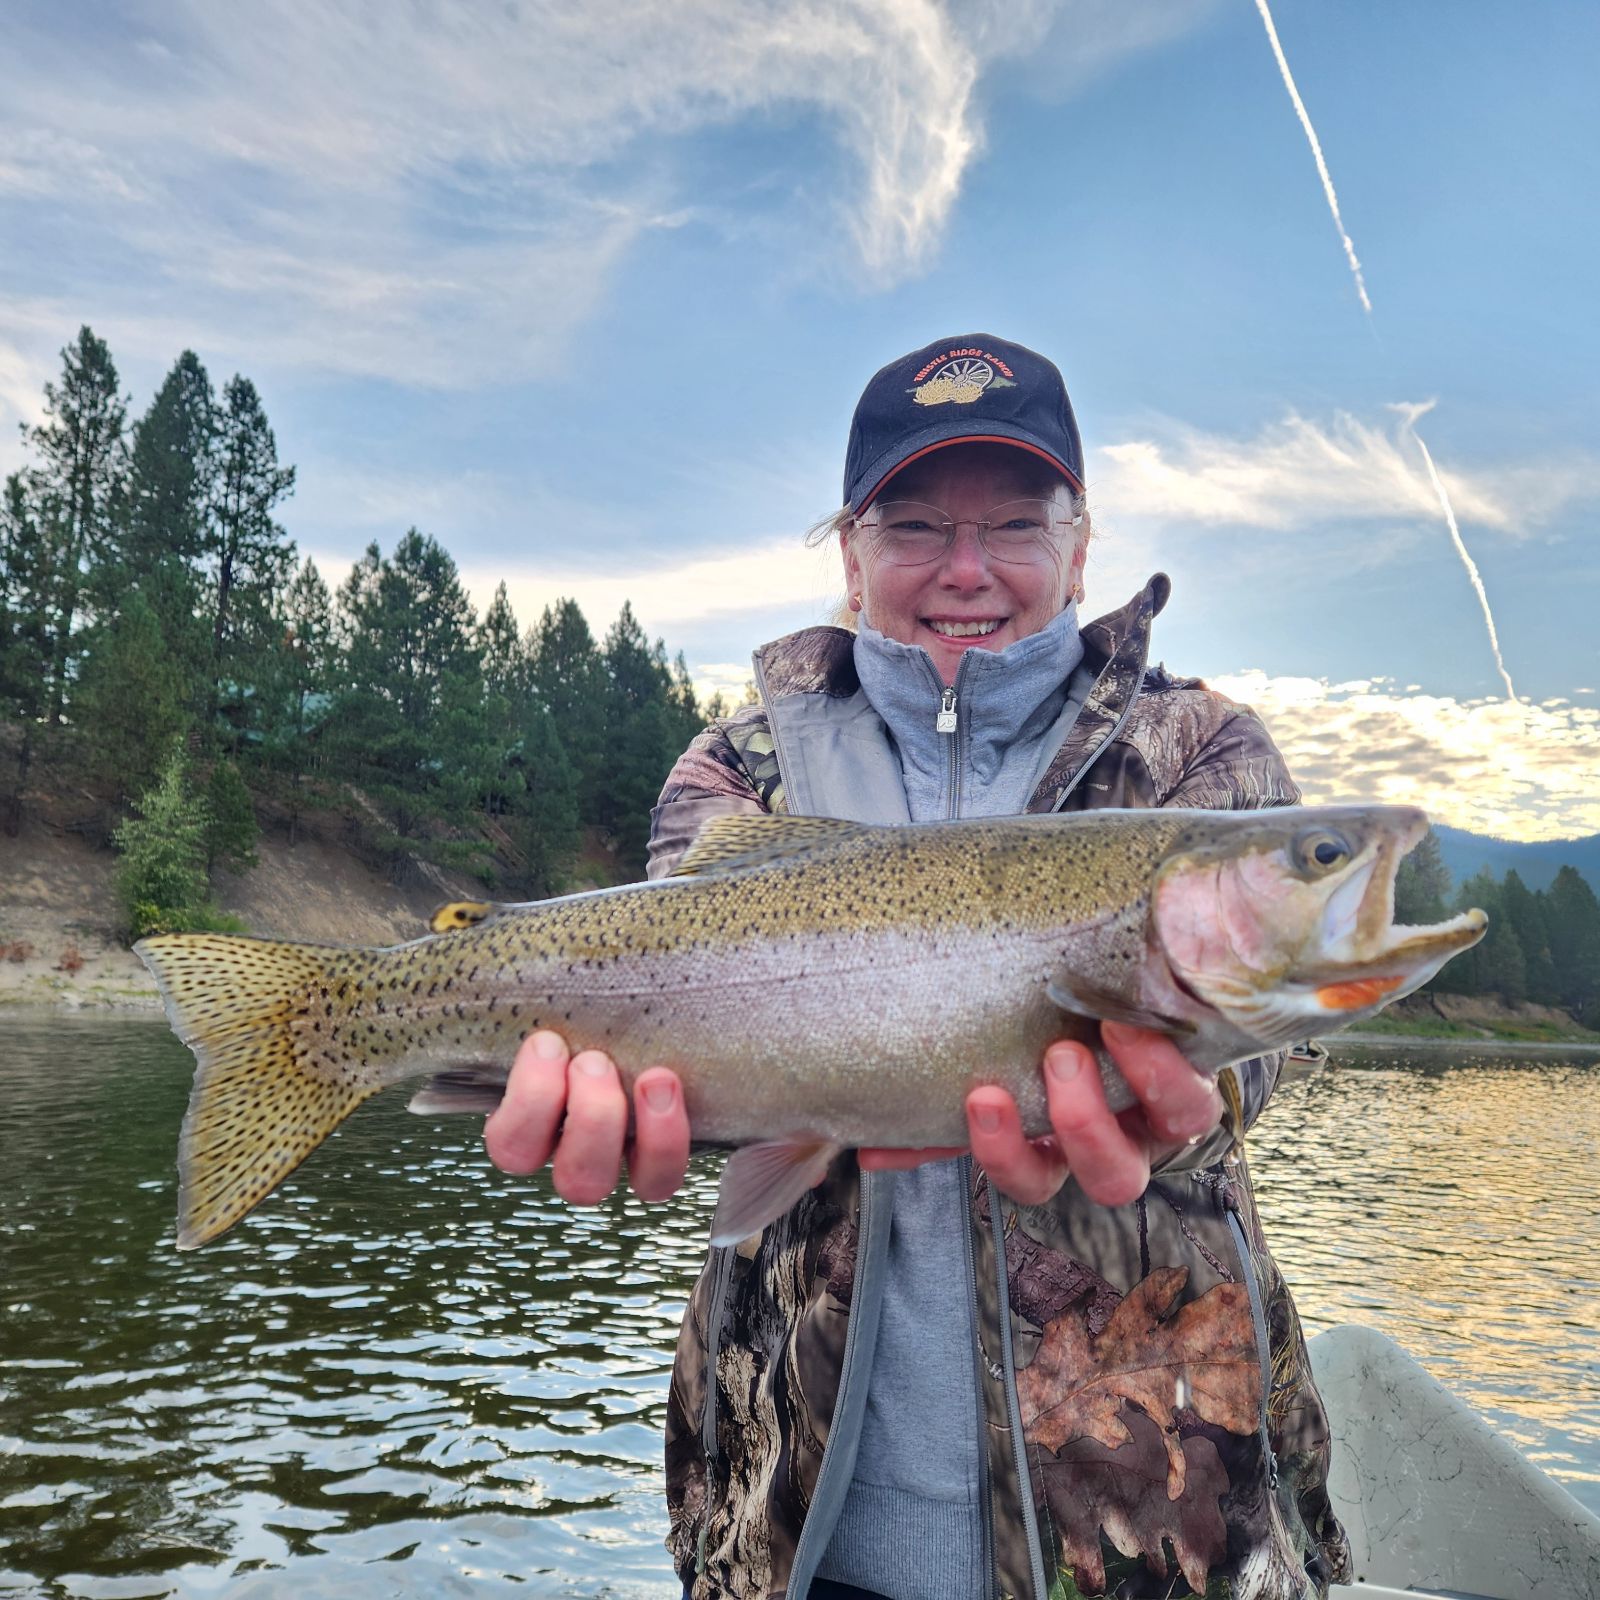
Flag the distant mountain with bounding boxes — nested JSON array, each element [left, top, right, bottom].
[[1433, 824, 1600, 896]]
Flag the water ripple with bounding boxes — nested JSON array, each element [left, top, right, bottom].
[[2, 1018, 1597, 1595]]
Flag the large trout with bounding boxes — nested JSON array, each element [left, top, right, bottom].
[[136, 805, 1484, 1249]]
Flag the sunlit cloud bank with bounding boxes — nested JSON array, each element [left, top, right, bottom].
[[1212, 670, 1600, 842]]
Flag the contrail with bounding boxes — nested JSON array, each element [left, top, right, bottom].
[[1252, 0, 1519, 699], [1252, 0, 1370, 313], [1403, 411, 1518, 702]]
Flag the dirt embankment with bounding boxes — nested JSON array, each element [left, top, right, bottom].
[[0, 799, 482, 1013], [1361, 989, 1597, 1043]]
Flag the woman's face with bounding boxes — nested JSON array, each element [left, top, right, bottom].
[[841, 442, 1088, 686]]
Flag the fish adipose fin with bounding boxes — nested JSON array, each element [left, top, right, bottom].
[[1046, 974, 1195, 1039], [135, 934, 382, 1250], [710, 1136, 842, 1246], [673, 814, 868, 877], [428, 899, 509, 933], [406, 1066, 510, 1115]]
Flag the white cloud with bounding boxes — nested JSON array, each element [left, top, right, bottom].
[[1090, 407, 1600, 536], [1212, 669, 1600, 842], [459, 534, 841, 642]]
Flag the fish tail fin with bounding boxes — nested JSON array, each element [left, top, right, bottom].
[[136, 933, 383, 1250]]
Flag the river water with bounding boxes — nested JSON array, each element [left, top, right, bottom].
[[2, 1016, 1597, 1598]]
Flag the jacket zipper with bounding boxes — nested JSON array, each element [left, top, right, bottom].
[[959, 1157, 995, 1592], [940, 673, 1003, 1593], [784, 1173, 880, 1597], [990, 1181, 1049, 1600], [1225, 1209, 1281, 1494]]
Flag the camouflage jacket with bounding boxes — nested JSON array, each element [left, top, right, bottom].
[[651, 576, 1352, 1600]]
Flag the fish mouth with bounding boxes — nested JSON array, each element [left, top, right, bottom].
[[1302, 820, 1487, 995]]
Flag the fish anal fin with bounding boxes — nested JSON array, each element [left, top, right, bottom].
[[1046, 974, 1195, 1039], [673, 814, 868, 877], [406, 1065, 510, 1115], [710, 1136, 842, 1246], [428, 900, 505, 934]]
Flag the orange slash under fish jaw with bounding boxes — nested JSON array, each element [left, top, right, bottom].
[[1314, 974, 1407, 1011]]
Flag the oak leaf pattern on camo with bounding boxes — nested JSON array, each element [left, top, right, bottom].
[[1016, 1267, 1260, 1499], [1035, 1404, 1230, 1595]]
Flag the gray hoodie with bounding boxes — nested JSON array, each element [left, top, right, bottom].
[[815, 607, 1089, 1600]]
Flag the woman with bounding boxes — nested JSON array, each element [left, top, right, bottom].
[[485, 336, 1350, 1600]]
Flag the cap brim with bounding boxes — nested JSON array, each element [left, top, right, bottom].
[[849, 421, 1083, 513]]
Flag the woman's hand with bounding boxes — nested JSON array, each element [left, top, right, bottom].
[[858, 1022, 1223, 1207], [483, 1031, 691, 1204]]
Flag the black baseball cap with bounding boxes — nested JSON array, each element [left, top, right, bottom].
[[843, 334, 1084, 514]]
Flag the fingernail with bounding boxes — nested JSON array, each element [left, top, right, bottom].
[[640, 1078, 675, 1113], [531, 1031, 565, 1060], [973, 1105, 1001, 1134], [1047, 1047, 1081, 1083], [574, 1054, 611, 1078]]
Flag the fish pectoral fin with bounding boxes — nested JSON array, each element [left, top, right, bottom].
[[672, 814, 869, 877], [1045, 974, 1196, 1039], [406, 1066, 510, 1115], [710, 1137, 842, 1246], [427, 899, 508, 933]]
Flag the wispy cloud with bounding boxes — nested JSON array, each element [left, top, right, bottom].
[[1214, 670, 1600, 842], [0, 1, 1185, 395], [1090, 407, 1600, 536]]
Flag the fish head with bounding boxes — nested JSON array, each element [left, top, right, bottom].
[[1150, 805, 1486, 1048]]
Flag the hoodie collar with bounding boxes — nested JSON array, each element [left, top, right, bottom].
[[851, 604, 1085, 789]]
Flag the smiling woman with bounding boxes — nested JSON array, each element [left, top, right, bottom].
[[483, 333, 1349, 1600]]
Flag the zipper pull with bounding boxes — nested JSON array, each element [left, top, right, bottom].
[[935, 686, 958, 734]]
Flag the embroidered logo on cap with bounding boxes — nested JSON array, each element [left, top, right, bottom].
[[908, 348, 1017, 407]]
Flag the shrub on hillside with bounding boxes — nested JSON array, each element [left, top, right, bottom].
[[113, 750, 245, 939]]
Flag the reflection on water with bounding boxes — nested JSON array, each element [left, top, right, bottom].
[[1251, 1043, 1600, 1509], [1, 1018, 1597, 1596]]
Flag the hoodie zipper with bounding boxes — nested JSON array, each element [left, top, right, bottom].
[[940, 670, 1002, 1593]]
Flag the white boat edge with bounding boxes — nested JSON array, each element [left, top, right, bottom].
[[1311, 1324, 1600, 1600]]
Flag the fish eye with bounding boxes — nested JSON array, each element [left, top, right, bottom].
[[1295, 829, 1352, 873]]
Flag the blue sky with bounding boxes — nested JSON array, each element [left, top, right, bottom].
[[2, 0, 1596, 840]]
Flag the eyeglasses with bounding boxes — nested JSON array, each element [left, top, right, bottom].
[[855, 499, 1082, 567]]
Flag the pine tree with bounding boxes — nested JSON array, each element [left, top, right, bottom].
[[329, 531, 492, 861], [26, 326, 128, 724], [1436, 870, 1525, 1003], [1394, 828, 1451, 925], [208, 375, 296, 747], [202, 758, 260, 875], [1546, 866, 1600, 1025], [598, 603, 679, 875], [528, 597, 608, 815], [511, 703, 582, 896], [71, 590, 189, 807], [115, 351, 218, 711], [260, 557, 334, 843], [476, 581, 527, 702], [1500, 870, 1559, 1007], [0, 472, 54, 833], [112, 748, 212, 937]]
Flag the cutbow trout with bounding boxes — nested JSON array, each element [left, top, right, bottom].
[[135, 805, 1485, 1249]]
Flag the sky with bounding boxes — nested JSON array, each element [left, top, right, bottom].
[[1, 0, 1596, 842]]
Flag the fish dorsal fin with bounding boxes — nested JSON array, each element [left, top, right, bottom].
[[671, 814, 868, 877], [428, 899, 507, 934]]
